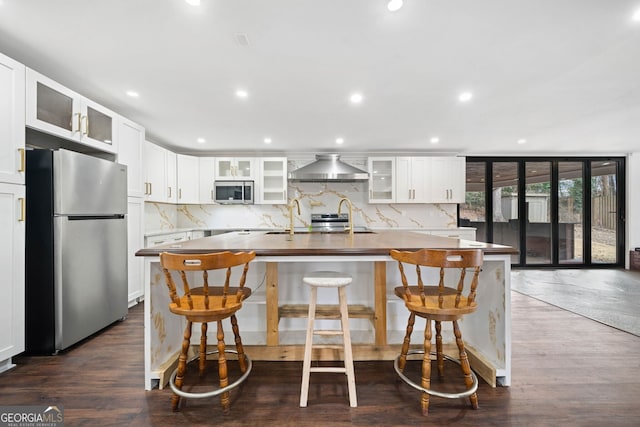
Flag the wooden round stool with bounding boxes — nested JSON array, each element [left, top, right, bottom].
[[299, 271, 357, 408]]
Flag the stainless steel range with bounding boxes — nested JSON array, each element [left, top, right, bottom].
[[310, 213, 350, 232]]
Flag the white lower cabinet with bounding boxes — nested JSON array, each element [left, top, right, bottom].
[[145, 231, 189, 248], [127, 197, 144, 306], [0, 183, 25, 370], [413, 228, 476, 240]]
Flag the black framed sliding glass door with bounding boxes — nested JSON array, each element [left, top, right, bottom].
[[461, 157, 624, 268]]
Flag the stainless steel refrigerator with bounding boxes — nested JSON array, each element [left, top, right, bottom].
[[25, 148, 128, 354]]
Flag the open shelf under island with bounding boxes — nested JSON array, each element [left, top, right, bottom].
[[136, 230, 518, 390]]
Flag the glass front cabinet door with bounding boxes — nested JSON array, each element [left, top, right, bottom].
[[258, 157, 287, 204], [368, 157, 395, 203], [215, 158, 256, 180], [26, 68, 117, 154]]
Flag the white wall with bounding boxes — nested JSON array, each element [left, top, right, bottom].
[[627, 152, 640, 267]]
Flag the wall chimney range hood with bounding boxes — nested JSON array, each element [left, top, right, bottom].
[[288, 154, 369, 182]]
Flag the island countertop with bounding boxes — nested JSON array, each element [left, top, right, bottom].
[[136, 230, 517, 257]]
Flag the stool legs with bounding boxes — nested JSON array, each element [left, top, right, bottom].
[[300, 285, 357, 408], [216, 320, 231, 412], [300, 286, 317, 407], [398, 312, 416, 372], [199, 323, 208, 376], [453, 320, 479, 409], [231, 314, 248, 373], [338, 286, 358, 408], [435, 321, 444, 378], [172, 320, 193, 411], [421, 318, 432, 416]]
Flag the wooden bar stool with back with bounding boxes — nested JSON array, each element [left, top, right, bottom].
[[389, 248, 483, 416], [160, 250, 256, 413]]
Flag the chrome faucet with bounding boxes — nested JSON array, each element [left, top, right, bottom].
[[287, 198, 301, 240], [337, 197, 353, 235]]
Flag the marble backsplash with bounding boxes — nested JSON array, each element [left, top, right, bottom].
[[144, 181, 458, 232]]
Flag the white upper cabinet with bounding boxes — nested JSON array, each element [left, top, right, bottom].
[[166, 151, 177, 203], [176, 154, 199, 204], [258, 157, 287, 204], [428, 157, 466, 203], [143, 141, 168, 203], [198, 157, 216, 204], [0, 53, 25, 185], [26, 68, 117, 154], [396, 157, 428, 203], [117, 117, 145, 197], [215, 157, 255, 180], [367, 157, 395, 203]]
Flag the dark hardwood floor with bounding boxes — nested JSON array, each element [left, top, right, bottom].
[[2, 291, 639, 426]]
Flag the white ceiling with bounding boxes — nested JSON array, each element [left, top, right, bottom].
[[1, 0, 639, 156]]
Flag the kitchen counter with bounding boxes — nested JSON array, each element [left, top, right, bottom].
[[137, 229, 512, 257], [136, 230, 515, 390]]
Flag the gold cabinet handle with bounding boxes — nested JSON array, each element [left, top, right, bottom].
[[82, 115, 89, 136], [179, 189, 182, 199], [18, 148, 25, 172], [19, 198, 25, 222], [168, 187, 172, 198], [71, 113, 81, 133], [211, 190, 214, 200]]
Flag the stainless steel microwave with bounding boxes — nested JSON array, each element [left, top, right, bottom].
[[214, 180, 254, 204]]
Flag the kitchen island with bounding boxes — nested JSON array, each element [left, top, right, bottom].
[[136, 230, 517, 390]]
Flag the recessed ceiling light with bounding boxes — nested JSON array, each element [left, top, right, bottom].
[[126, 90, 139, 98], [387, 0, 404, 12], [633, 9, 640, 21], [236, 89, 249, 98], [430, 137, 440, 144], [517, 139, 527, 145], [458, 92, 473, 102], [185, 0, 200, 6], [336, 138, 344, 144], [264, 137, 272, 144], [349, 93, 363, 104], [196, 138, 206, 144]]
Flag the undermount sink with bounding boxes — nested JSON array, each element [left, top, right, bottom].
[[266, 228, 375, 235]]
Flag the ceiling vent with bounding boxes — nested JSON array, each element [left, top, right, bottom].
[[234, 33, 251, 47]]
